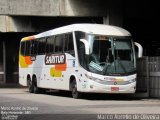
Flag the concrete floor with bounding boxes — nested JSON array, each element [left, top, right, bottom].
[[0, 88, 160, 120]]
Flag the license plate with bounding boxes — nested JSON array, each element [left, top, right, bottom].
[[111, 87, 119, 91]]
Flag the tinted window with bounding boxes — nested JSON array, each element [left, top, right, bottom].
[[55, 35, 64, 53], [64, 33, 74, 52], [63, 33, 75, 56], [46, 36, 55, 54], [75, 31, 85, 50], [68, 34, 74, 51], [25, 41, 31, 56], [31, 40, 38, 55], [75, 32, 86, 59], [20, 42, 25, 56], [37, 38, 46, 55]]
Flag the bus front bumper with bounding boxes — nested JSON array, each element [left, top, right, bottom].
[[86, 80, 136, 94]]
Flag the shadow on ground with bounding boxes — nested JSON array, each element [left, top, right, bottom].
[[26, 90, 144, 101]]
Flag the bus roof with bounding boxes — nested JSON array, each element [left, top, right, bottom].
[[21, 24, 131, 41]]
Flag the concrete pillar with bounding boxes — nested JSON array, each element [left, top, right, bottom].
[[3, 40, 6, 83], [0, 38, 6, 84], [103, 9, 109, 25], [103, 0, 123, 27], [0, 15, 36, 32], [0, 0, 108, 16], [0, 16, 7, 32], [103, 17, 109, 25], [0, 0, 60, 16], [61, 0, 108, 16]]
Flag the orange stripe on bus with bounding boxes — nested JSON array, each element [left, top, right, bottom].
[[55, 63, 67, 71], [24, 56, 33, 65]]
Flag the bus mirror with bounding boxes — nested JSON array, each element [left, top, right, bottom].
[[134, 42, 143, 58], [80, 39, 90, 55]]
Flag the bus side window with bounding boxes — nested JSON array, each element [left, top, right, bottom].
[[25, 41, 31, 56], [37, 38, 46, 55], [55, 35, 63, 53], [31, 40, 38, 55], [64, 33, 75, 56], [75, 31, 86, 59], [68, 33, 74, 51], [20, 41, 26, 56], [46, 36, 55, 54]]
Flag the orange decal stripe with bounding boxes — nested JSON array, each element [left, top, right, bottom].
[[55, 63, 67, 71], [24, 56, 33, 65], [19, 55, 28, 68]]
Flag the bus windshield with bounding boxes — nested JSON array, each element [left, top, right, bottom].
[[87, 35, 136, 76]]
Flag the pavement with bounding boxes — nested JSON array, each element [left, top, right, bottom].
[[0, 83, 25, 88], [0, 88, 160, 120]]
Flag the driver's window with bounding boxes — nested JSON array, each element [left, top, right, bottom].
[[91, 39, 112, 64], [91, 40, 100, 63], [79, 42, 85, 67], [75, 31, 86, 68]]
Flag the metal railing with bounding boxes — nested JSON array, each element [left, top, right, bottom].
[[137, 57, 160, 98], [149, 57, 160, 97], [0, 71, 4, 83]]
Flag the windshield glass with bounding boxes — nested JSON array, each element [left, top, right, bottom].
[[88, 35, 136, 75]]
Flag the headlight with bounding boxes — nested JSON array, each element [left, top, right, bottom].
[[92, 78, 103, 82], [128, 79, 136, 83], [85, 73, 92, 79], [85, 73, 103, 82]]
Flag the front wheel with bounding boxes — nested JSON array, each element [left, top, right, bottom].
[[71, 80, 81, 99]]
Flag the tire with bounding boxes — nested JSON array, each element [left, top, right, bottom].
[[28, 77, 33, 93], [32, 77, 45, 94], [71, 80, 81, 99], [32, 77, 39, 94]]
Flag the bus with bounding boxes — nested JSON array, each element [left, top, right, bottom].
[[19, 24, 142, 99]]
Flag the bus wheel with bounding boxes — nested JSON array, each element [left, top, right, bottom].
[[32, 77, 39, 94], [71, 80, 81, 99], [28, 77, 33, 93]]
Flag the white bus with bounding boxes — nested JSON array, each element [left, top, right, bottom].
[[19, 24, 142, 98]]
